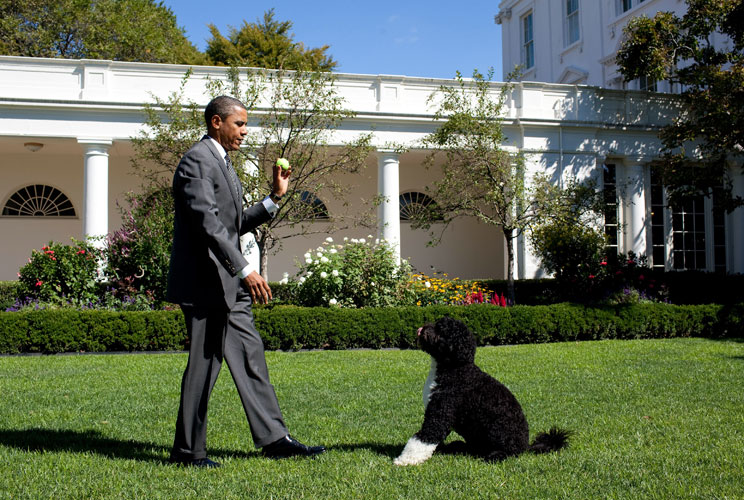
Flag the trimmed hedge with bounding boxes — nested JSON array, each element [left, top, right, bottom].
[[0, 303, 740, 354]]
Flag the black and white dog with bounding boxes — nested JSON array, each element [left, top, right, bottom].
[[394, 317, 570, 465]]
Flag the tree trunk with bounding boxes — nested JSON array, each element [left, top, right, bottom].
[[504, 228, 516, 304], [257, 234, 269, 281]]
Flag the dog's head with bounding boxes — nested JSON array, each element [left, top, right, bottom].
[[417, 317, 476, 367]]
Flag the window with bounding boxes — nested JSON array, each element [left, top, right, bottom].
[[565, 0, 580, 46], [603, 164, 619, 263], [639, 75, 657, 92], [2, 184, 76, 217], [399, 192, 442, 221], [649, 168, 727, 272], [299, 191, 329, 220], [521, 12, 534, 69], [617, 0, 645, 15]]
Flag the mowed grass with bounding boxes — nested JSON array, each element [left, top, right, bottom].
[[1, 338, 743, 500]]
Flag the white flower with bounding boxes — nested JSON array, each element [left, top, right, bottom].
[[307, 271, 313, 277], [343, 237, 349, 242], [329, 298, 338, 306], [279, 277, 288, 285], [304, 252, 311, 260], [350, 238, 359, 244], [305, 258, 313, 264], [332, 270, 339, 277], [316, 246, 324, 252], [320, 256, 329, 263], [326, 237, 334, 243], [370, 281, 375, 287], [316, 252, 323, 258], [360, 238, 366, 244], [320, 271, 328, 278], [425, 281, 431, 288], [299, 276, 306, 284], [367, 234, 373, 239], [329, 248, 338, 254]]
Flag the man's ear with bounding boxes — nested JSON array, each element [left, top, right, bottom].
[[210, 114, 222, 130]]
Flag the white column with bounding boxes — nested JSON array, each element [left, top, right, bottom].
[[78, 139, 112, 246], [377, 150, 401, 263], [730, 166, 744, 274], [621, 161, 649, 257]]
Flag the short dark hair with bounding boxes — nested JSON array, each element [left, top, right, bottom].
[[204, 96, 246, 129]]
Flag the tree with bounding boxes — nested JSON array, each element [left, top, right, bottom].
[[130, 66, 373, 280], [0, 0, 204, 64], [416, 69, 553, 303], [616, 0, 744, 211], [529, 178, 608, 298], [205, 9, 336, 71]]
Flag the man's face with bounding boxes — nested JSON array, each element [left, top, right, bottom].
[[211, 106, 247, 152]]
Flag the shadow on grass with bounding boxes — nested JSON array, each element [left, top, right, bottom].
[[0, 428, 401, 462], [0, 428, 169, 462]]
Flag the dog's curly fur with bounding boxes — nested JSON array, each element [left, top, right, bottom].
[[394, 317, 570, 465]]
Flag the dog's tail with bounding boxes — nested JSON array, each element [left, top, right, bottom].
[[528, 427, 571, 454]]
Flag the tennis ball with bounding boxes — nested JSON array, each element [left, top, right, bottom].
[[276, 158, 290, 170]]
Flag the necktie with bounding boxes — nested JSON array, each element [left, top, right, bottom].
[[224, 154, 242, 200]]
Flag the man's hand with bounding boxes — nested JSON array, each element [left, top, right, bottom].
[[272, 159, 291, 198], [242, 271, 272, 304]]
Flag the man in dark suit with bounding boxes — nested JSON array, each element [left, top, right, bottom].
[[167, 95, 325, 468]]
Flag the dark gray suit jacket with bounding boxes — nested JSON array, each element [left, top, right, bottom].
[[166, 136, 271, 310]]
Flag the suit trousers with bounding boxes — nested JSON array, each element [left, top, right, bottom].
[[171, 290, 288, 460]]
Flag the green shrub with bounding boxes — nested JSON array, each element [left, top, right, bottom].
[[0, 303, 736, 354], [15, 240, 102, 307], [0, 281, 18, 310], [103, 188, 174, 305]]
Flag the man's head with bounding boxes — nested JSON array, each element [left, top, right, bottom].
[[205, 96, 248, 152]]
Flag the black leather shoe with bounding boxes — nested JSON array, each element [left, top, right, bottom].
[[262, 435, 326, 459], [169, 456, 221, 468]]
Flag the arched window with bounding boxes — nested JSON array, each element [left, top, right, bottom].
[[299, 191, 329, 220], [2, 185, 76, 217], [399, 192, 442, 221]]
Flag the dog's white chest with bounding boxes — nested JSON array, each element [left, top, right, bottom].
[[422, 358, 438, 408]]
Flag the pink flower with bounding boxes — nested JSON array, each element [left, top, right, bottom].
[[639, 274, 645, 280], [589, 275, 595, 279], [600, 261, 607, 266], [35, 280, 43, 287], [77, 249, 86, 255]]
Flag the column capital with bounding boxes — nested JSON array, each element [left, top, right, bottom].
[[622, 155, 654, 166], [78, 138, 112, 155], [376, 148, 400, 158]]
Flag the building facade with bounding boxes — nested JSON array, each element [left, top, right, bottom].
[[496, 0, 733, 91], [1, 55, 743, 283], [496, 0, 743, 275]]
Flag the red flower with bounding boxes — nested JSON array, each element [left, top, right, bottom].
[[35, 280, 43, 287], [77, 250, 86, 255], [600, 261, 607, 266], [639, 274, 645, 280], [589, 275, 595, 279], [499, 293, 507, 307]]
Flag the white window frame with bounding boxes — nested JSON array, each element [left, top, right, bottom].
[[521, 11, 535, 69], [564, 0, 580, 47]]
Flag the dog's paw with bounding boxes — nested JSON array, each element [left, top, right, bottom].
[[394, 436, 437, 466]]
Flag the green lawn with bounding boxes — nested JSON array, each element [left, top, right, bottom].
[[1, 338, 743, 499]]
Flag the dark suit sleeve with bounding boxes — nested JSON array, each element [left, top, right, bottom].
[[174, 147, 249, 276]]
